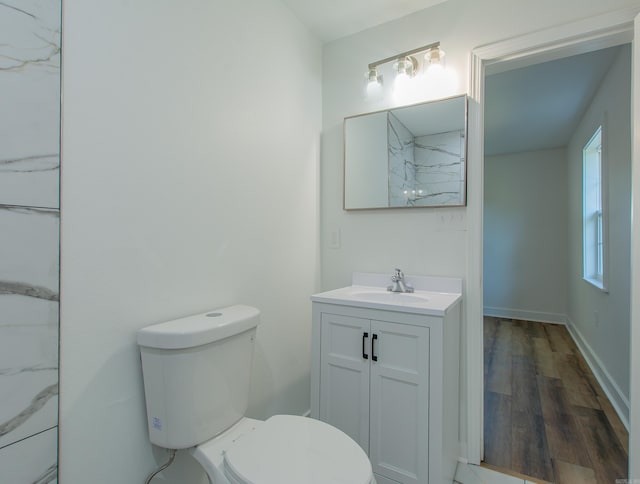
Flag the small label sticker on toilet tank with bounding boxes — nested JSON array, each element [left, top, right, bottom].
[[152, 417, 162, 430]]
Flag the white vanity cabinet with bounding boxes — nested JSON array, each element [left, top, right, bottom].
[[311, 275, 461, 484]]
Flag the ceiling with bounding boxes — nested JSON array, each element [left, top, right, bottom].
[[281, 0, 448, 43], [484, 46, 623, 157]]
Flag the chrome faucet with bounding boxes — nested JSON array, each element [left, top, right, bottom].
[[387, 268, 414, 293]]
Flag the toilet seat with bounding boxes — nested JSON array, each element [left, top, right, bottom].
[[220, 415, 372, 484]]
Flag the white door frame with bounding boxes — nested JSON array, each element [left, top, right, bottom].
[[466, 6, 640, 472]]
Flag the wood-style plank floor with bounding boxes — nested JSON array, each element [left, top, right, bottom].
[[483, 317, 628, 483]]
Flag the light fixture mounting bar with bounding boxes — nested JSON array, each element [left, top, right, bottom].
[[367, 41, 440, 70]]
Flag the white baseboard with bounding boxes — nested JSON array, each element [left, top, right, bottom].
[[483, 306, 567, 325], [565, 317, 630, 430], [457, 442, 469, 464]]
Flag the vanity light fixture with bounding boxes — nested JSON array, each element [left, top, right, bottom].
[[365, 66, 383, 97], [364, 41, 441, 91], [424, 45, 446, 80], [394, 56, 418, 78], [365, 67, 380, 89], [424, 45, 445, 66], [366, 66, 382, 86], [403, 189, 425, 201]]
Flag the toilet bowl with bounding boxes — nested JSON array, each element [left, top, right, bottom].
[[190, 415, 374, 484], [137, 305, 374, 484]]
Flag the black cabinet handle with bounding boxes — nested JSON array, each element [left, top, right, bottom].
[[362, 332, 369, 359], [372, 333, 378, 362]]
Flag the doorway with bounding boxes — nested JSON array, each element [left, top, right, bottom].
[[465, 8, 640, 480], [481, 45, 631, 482]]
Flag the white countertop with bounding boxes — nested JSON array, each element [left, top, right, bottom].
[[311, 277, 462, 317]]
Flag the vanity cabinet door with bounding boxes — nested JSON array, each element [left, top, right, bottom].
[[319, 313, 371, 453], [369, 320, 429, 484]]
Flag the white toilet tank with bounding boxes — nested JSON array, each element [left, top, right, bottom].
[[137, 305, 260, 449]]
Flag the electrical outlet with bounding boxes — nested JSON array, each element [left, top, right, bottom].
[[436, 209, 466, 231]]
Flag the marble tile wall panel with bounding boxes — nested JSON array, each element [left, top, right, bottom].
[[0, 427, 57, 483], [0, 1, 61, 209], [0, 207, 59, 450], [414, 130, 465, 206], [1, 1, 61, 480], [387, 112, 416, 207]]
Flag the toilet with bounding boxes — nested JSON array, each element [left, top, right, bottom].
[[137, 305, 374, 484]]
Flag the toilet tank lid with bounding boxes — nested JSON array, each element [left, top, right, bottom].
[[137, 305, 260, 350]]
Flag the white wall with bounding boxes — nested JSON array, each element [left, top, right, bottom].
[[484, 149, 569, 323], [567, 45, 632, 420], [59, 1, 321, 482], [321, 0, 640, 457]]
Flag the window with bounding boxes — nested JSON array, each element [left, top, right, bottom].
[[583, 126, 606, 290]]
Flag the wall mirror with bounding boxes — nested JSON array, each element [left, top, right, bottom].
[[344, 94, 467, 210]]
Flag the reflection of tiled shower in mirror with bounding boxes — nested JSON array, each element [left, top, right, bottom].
[[387, 112, 465, 207], [0, 1, 61, 482]]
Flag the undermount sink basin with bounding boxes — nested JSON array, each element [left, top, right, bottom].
[[351, 290, 430, 304]]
